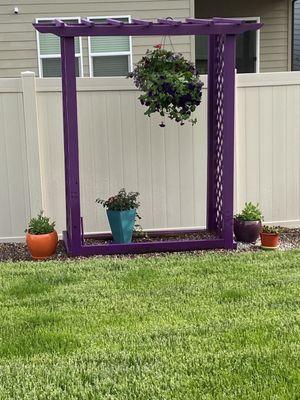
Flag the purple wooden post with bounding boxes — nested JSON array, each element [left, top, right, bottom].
[[206, 34, 217, 232], [222, 34, 236, 249], [60, 36, 82, 255]]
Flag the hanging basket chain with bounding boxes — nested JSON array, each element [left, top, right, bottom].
[[160, 17, 176, 52]]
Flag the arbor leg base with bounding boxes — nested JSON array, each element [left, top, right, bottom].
[[63, 230, 237, 257]]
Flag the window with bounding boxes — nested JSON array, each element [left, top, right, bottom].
[[195, 17, 260, 74], [88, 16, 133, 77], [36, 17, 83, 77]]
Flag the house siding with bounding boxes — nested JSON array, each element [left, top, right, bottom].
[[0, 0, 192, 77], [0, 0, 291, 77], [195, 0, 290, 72]]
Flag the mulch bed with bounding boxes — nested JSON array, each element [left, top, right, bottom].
[[0, 228, 299, 262], [85, 230, 217, 245]]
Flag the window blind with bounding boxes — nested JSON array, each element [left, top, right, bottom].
[[90, 17, 130, 54], [92, 55, 129, 76], [91, 36, 130, 54], [42, 57, 80, 77]]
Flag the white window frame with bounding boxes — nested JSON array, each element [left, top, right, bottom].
[[87, 15, 133, 77], [234, 16, 261, 73], [36, 16, 84, 77]]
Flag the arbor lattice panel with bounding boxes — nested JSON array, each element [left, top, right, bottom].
[[215, 35, 225, 237]]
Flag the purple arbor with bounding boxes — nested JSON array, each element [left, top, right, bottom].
[[34, 18, 262, 256]]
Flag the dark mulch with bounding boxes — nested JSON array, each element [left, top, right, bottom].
[[0, 228, 299, 262], [85, 230, 216, 245], [0, 241, 69, 262]]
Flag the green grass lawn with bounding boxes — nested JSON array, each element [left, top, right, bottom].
[[0, 250, 300, 399]]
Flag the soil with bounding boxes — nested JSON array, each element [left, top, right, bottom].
[[0, 228, 299, 262]]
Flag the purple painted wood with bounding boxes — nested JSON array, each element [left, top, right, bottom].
[[107, 18, 124, 25], [80, 239, 227, 256], [207, 35, 217, 232], [131, 19, 153, 26], [81, 18, 95, 27], [34, 17, 261, 257], [33, 20, 262, 37], [214, 35, 227, 238], [185, 18, 212, 26], [60, 37, 82, 256], [54, 19, 65, 27], [62, 229, 237, 256], [222, 35, 236, 249], [60, 38, 71, 244], [157, 18, 182, 25]]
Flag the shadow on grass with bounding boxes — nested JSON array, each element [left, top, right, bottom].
[[0, 312, 80, 358], [5, 272, 80, 299]]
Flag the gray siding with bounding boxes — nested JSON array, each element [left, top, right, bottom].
[[0, 0, 192, 77], [0, 0, 291, 77], [195, 0, 290, 72]]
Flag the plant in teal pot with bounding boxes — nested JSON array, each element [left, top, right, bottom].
[[96, 189, 140, 244]]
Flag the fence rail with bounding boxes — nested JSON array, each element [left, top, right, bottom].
[[0, 71, 299, 242]]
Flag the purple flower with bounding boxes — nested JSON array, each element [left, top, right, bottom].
[[179, 94, 192, 106], [162, 82, 175, 95]]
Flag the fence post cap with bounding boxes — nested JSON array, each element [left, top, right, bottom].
[[21, 71, 36, 77]]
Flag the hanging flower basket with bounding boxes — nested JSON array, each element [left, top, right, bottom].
[[128, 45, 204, 127]]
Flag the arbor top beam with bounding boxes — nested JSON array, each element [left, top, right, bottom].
[[33, 17, 262, 37]]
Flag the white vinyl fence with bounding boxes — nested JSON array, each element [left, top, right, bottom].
[[0, 71, 300, 242]]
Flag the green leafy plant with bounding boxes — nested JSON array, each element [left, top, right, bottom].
[[128, 46, 204, 127], [235, 202, 263, 221], [96, 188, 142, 234], [26, 211, 55, 235], [96, 188, 140, 211], [262, 225, 282, 235]]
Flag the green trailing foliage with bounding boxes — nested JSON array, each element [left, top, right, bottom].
[[96, 188, 140, 211], [262, 225, 283, 235], [128, 46, 204, 127], [235, 202, 263, 222], [26, 211, 55, 235]]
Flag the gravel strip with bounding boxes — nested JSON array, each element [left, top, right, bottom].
[[0, 228, 299, 262]]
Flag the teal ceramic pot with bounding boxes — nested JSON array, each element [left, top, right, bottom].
[[107, 209, 136, 244]]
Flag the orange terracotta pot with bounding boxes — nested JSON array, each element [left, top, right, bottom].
[[26, 231, 58, 260], [260, 232, 280, 249]]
